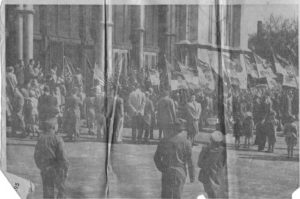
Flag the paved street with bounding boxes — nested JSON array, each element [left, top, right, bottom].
[[6, 127, 299, 199]]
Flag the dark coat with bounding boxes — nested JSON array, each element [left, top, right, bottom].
[[157, 96, 176, 127], [198, 144, 227, 198], [143, 97, 154, 126]]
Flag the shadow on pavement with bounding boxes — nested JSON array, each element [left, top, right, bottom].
[[239, 154, 299, 162]]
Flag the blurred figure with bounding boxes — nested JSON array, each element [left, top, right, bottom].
[[154, 119, 195, 199], [157, 90, 177, 140], [11, 88, 25, 137], [38, 86, 60, 131], [233, 118, 242, 149], [128, 84, 146, 142], [85, 89, 96, 135], [24, 90, 39, 138], [64, 87, 82, 140], [185, 93, 201, 146], [34, 118, 69, 199], [256, 120, 266, 151], [24, 59, 36, 85], [142, 91, 154, 143], [14, 59, 25, 86], [6, 66, 17, 101], [243, 112, 254, 148], [265, 111, 277, 153], [198, 131, 227, 199], [283, 121, 298, 158]]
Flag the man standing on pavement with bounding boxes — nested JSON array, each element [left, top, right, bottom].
[[64, 87, 82, 140], [11, 87, 25, 137], [34, 118, 69, 199], [148, 87, 156, 139], [38, 86, 60, 131], [157, 90, 177, 138], [128, 84, 146, 142], [142, 91, 155, 143], [154, 119, 195, 199], [185, 93, 202, 146]]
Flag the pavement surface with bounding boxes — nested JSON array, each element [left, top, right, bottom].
[[6, 126, 299, 199]]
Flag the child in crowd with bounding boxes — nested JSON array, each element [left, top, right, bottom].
[[233, 118, 242, 149], [243, 112, 254, 148], [198, 131, 227, 198], [284, 122, 298, 158], [25, 90, 39, 138]]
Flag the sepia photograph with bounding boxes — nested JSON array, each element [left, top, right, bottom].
[[1, 0, 299, 198]]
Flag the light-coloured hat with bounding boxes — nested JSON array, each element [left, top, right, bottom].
[[246, 112, 252, 117], [210, 131, 224, 143]]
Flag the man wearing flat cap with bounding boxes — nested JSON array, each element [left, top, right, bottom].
[[34, 118, 69, 199], [154, 118, 195, 199]]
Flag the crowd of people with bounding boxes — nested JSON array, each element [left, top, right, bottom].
[[6, 58, 299, 199]]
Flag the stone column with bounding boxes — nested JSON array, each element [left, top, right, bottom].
[[40, 5, 49, 73], [16, 5, 24, 60], [130, 5, 145, 70], [166, 5, 176, 63], [105, 5, 114, 78], [24, 5, 34, 62]]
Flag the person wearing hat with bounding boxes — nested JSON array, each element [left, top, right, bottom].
[[154, 118, 195, 199], [242, 112, 254, 149], [198, 131, 227, 199], [34, 118, 69, 199]]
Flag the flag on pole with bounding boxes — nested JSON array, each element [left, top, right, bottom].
[[196, 48, 215, 91], [63, 56, 74, 82], [222, 52, 248, 89], [253, 53, 277, 79], [207, 49, 220, 74], [283, 64, 298, 88], [273, 54, 287, 75], [242, 53, 259, 78]]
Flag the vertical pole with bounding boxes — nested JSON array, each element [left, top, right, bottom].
[[106, 4, 113, 77], [24, 5, 34, 62], [16, 5, 24, 60], [215, 0, 225, 133]]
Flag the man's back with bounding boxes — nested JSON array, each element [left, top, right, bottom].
[[128, 89, 145, 114], [34, 132, 68, 171], [154, 132, 194, 178], [157, 96, 176, 124]]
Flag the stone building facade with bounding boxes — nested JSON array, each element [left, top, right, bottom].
[[5, 4, 242, 88]]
